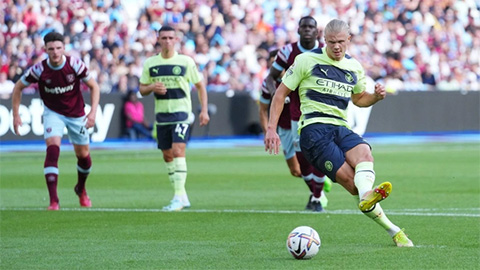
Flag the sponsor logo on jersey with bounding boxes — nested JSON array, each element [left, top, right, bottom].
[[45, 83, 75, 94]]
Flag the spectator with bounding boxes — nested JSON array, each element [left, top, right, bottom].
[[1, 0, 478, 94], [421, 64, 437, 91], [123, 90, 153, 140], [0, 70, 14, 99]]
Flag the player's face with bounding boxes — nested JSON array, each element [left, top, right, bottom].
[[325, 31, 351, 61], [158, 30, 177, 52], [45, 41, 65, 66], [298, 19, 318, 43]]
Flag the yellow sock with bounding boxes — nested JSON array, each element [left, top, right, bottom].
[[174, 157, 187, 196], [363, 204, 401, 237], [165, 161, 175, 188], [354, 162, 375, 199]]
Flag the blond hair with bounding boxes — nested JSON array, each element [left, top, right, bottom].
[[324, 19, 350, 36]]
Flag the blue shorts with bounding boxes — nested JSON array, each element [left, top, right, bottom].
[[156, 123, 190, 150], [278, 127, 295, 160], [43, 107, 90, 145], [299, 123, 370, 181]]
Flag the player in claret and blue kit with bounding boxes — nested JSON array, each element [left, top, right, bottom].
[[12, 31, 100, 211]]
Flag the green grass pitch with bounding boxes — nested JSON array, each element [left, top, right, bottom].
[[1, 142, 479, 269]]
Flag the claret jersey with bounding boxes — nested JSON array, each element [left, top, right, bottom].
[[272, 41, 320, 121], [259, 77, 291, 129], [21, 55, 91, 117]]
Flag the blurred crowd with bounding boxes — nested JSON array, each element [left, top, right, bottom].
[[1, 0, 479, 100]]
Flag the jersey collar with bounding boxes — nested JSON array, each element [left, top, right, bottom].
[[297, 40, 319, 53], [47, 55, 67, 70]]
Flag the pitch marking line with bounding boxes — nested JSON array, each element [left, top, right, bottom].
[[1, 207, 479, 217]]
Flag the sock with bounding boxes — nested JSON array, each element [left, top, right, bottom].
[[44, 145, 60, 204], [297, 151, 314, 193], [76, 154, 92, 192], [165, 161, 176, 188], [354, 161, 375, 199], [312, 173, 325, 199], [319, 190, 328, 207], [302, 173, 314, 193], [362, 204, 401, 237], [173, 157, 187, 196]]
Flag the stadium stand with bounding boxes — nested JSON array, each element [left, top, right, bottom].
[[1, 0, 479, 100]]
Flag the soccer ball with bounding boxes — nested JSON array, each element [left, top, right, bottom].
[[286, 226, 321, 259]]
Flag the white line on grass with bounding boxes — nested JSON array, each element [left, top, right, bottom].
[[1, 207, 479, 217]]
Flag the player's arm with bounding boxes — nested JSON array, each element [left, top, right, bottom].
[[258, 102, 269, 135], [194, 80, 210, 126], [84, 77, 100, 129], [139, 82, 167, 96], [265, 67, 282, 94], [11, 80, 28, 135], [265, 83, 292, 155], [351, 83, 386, 107]]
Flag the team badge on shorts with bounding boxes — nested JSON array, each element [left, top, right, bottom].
[[325, 160, 333, 171]]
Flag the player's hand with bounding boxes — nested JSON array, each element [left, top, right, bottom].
[[84, 112, 96, 129], [264, 127, 281, 155], [199, 110, 210, 126], [13, 114, 22, 135], [152, 82, 167, 95], [374, 83, 386, 100]]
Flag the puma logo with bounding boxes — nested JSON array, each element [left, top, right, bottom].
[[320, 68, 328, 76], [152, 68, 159, 74]]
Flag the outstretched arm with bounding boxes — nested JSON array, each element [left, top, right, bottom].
[[265, 83, 291, 155]]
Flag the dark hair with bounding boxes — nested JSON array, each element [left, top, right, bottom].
[[299, 16, 317, 26], [43, 31, 64, 44], [158, 25, 175, 33], [269, 49, 279, 59]]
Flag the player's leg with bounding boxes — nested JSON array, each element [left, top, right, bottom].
[[67, 114, 93, 208], [278, 127, 300, 178], [42, 108, 65, 210], [301, 124, 413, 246], [341, 136, 413, 246], [171, 142, 188, 206], [159, 123, 190, 211], [291, 121, 316, 210], [73, 144, 92, 207], [172, 123, 190, 208], [285, 156, 301, 177], [44, 137, 61, 210], [156, 124, 180, 211]]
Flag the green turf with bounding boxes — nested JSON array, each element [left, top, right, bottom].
[[1, 142, 479, 269]]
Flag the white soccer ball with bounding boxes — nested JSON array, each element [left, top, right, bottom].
[[286, 226, 321, 259]]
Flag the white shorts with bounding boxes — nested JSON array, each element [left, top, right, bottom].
[[278, 126, 295, 160], [291, 120, 301, 152], [43, 107, 90, 145]]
